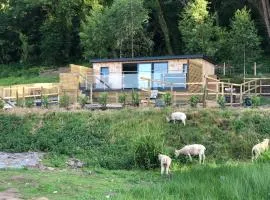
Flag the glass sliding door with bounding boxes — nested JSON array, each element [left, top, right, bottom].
[[138, 63, 152, 89], [153, 63, 168, 89]]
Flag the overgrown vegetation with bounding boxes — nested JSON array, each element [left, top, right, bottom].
[[217, 95, 226, 109], [189, 95, 200, 108], [0, 100, 4, 109], [99, 92, 108, 109], [59, 94, 70, 109], [0, 109, 270, 169], [163, 92, 172, 106], [42, 96, 49, 109], [78, 95, 88, 108], [131, 90, 140, 107], [1, 164, 270, 199], [118, 93, 127, 106]]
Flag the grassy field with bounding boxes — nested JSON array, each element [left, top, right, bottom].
[[1, 108, 270, 199], [0, 75, 59, 86], [0, 64, 59, 86], [1, 108, 270, 169], [1, 163, 270, 199]]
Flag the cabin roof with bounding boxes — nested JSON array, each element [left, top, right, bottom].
[[91, 54, 215, 65]]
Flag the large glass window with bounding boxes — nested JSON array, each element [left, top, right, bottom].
[[153, 63, 168, 89], [138, 63, 152, 89]]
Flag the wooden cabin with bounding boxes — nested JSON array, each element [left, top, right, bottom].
[[91, 55, 216, 93]]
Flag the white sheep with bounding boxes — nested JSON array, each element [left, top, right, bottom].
[[166, 112, 186, 125], [175, 144, 206, 164], [158, 154, 172, 175], [252, 139, 269, 162]]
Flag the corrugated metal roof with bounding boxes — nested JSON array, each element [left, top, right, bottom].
[[91, 54, 215, 64]]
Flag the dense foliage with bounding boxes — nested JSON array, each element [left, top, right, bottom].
[[0, 109, 270, 169], [0, 0, 269, 69]]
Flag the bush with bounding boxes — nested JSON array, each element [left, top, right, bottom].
[[59, 94, 70, 109], [42, 95, 49, 109], [134, 136, 162, 169], [163, 92, 172, 106], [78, 95, 88, 108], [217, 96, 226, 109], [251, 96, 261, 108], [99, 92, 108, 108], [0, 100, 4, 109], [118, 93, 127, 106], [131, 90, 140, 107], [189, 95, 200, 108], [16, 99, 25, 107], [25, 98, 34, 108]]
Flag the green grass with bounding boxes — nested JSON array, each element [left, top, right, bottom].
[[1, 163, 270, 199], [0, 75, 59, 86], [1, 108, 270, 169]]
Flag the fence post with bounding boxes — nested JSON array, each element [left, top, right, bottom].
[[240, 84, 243, 106], [223, 62, 226, 76], [230, 85, 233, 107], [254, 62, 257, 76], [248, 82, 250, 95], [23, 87, 25, 106], [222, 82, 224, 96], [216, 82, 219, 101], [260, 80, 262, 95], [255, 80, 257, 95]]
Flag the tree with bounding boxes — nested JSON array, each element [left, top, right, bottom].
[[229, 7, 262, 73], [80, 4, 112, 59], [80, 0, 152, 59], [179, 0, 221, 57]]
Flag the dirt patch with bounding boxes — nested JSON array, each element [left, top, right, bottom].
[[0, 188, 22, 200], [0, 152, 45, 169]]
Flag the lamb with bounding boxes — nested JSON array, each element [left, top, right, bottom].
[[252, 139, 269, 162], [158, 154, 172, 175], [175, 144, 206, 164], [166, 112, 186, 125]]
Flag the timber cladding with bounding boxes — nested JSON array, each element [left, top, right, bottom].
[[188, 60, 203, 93], [59, 73, 80, 103]]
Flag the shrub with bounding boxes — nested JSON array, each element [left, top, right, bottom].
[[131, 90, 140, 107], [99, 92, 108, 108], [25, 98, 34, 108], [59, 94, 70, 109], [134, 136, 162, 169], [42, 95, 49, 109], [78, 95, 88, 108], [163, 92, 172, 106], [217, 96, 226, 109], [16, 99, 25, 107], [189, 95, 200, 108], [118, 93, 127, 106], [251, 95, 260, 108], [0, 100, 4, 109], [257, 151, 270, 163]]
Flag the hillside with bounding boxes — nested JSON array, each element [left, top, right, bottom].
[[0, 108, 270, 169]]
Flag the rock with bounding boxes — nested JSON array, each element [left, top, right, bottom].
[[47, 167, 55, 171], [66, 158, 84, 168], [34, 197, 49, 200]]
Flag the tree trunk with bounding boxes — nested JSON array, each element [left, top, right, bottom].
[[261, 0, 270, 38], [155, 0, 173, 55]]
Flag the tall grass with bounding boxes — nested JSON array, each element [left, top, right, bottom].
[[118, 164, 270, 200], [0, 109, 270, 169], [1, 164, 270, 199]]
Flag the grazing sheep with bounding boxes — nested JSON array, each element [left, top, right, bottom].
[[252, 139, 269, 162], [158, 154, 172, 175], [166, 112, 186, 125], [175, 144, 206, 164]]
